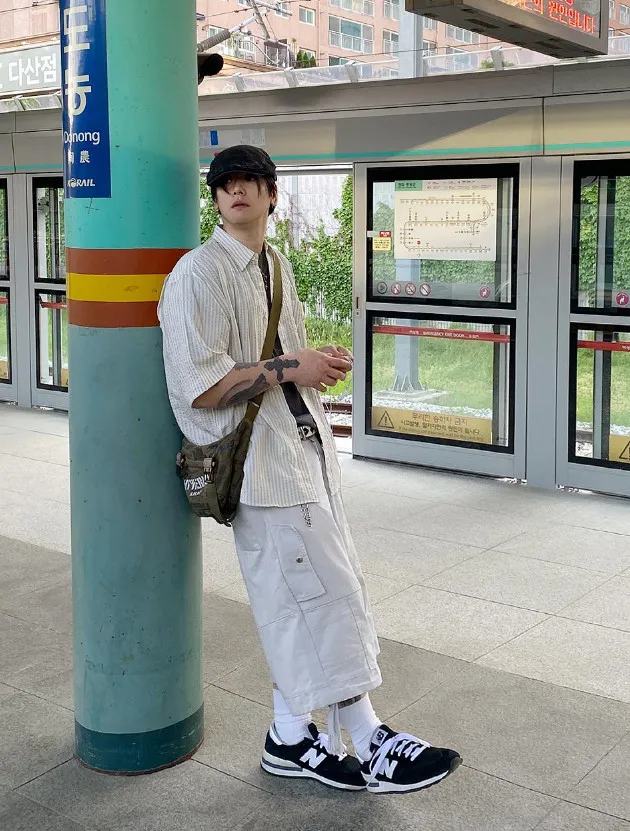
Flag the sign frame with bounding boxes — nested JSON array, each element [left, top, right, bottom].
[[59, 0, 112, 200], [405, 0, 608, 58]]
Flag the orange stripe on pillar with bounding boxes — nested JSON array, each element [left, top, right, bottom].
[[68, 299, 159, 328], [65, 248, 189, 328], [66, 248, 189, 275]]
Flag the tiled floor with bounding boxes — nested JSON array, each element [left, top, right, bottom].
[[1, 403, 630, 830]]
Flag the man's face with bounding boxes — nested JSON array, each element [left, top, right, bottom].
[[214, 174, 274, 226]]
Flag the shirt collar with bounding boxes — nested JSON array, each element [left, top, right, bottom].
[[212, 225, 266, 272]]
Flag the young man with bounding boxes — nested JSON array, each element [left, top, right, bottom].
[[158, 145, 461, 794]]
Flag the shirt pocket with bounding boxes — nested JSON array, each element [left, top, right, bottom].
[[271, 524, 326, 603]]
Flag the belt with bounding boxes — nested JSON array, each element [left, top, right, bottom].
[[297, 424, 319, 441]]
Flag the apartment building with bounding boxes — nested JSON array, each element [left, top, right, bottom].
[[0, 0, 628, 76], [200, 0, 630, 71]]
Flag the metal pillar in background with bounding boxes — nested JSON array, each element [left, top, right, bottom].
[[593, 176, 614, 461], [393, 259, 421, 391], [61, 0, 203, 773], [398, 10, 425, 78]]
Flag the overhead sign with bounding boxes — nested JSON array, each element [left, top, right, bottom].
[[0, 43, 60, 96], [60, 0, 112, 199], [405, 0, 607, 58]]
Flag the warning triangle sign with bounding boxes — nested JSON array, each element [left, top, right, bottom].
[[378, 411, 395, 429], [620, 440, 630, 461]]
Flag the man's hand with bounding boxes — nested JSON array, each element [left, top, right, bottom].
[[286, 348, 352, 392], [317, 345, 354, 364]]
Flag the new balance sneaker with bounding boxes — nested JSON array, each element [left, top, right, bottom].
[[361, 724, 462, 794], [261, 722, 366, 791]]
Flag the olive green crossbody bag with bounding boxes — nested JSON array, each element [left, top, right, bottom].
[[176, 253, 283, 526]]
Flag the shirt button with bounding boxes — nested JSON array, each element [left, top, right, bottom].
[[296, 557, 304, 564]]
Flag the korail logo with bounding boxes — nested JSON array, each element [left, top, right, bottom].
[[68, 178, 96, 188]]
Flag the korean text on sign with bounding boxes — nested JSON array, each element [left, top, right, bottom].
[[60, 0, 112, 199]]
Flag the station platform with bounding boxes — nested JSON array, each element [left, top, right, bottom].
[[0, 402, 629, 831]]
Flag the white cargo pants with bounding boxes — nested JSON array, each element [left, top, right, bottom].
[[232, 437, 382, 716]]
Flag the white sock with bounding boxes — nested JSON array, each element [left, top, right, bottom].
[[338, 695, 382, 762], [272, 688, 311, 745]]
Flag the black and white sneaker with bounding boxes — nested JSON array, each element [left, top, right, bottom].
[[361, 724, 462, 794], [261, 722, 366, 791]]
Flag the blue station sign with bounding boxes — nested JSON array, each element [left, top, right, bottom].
[[60, 0, 112, 199]]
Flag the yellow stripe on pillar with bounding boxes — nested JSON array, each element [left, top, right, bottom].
[[67, 272, 167, 303]]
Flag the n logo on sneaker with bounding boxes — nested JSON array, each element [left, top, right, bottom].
[[300, 748, 327, 769], [373, 728, 389, 747], [383, 759, 398, 780]]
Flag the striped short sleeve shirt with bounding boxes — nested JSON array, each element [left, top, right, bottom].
[[157, 226, 342, 508]]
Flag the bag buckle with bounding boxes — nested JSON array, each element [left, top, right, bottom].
[[203, 456, 217, 483]]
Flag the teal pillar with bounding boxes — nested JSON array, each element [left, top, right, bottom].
[[60, 0, 203, 773]]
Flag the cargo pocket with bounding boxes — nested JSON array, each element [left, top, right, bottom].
[[303, 590, 378, 685], [272, 525, 326, 603]]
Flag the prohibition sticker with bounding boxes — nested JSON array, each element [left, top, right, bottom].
[[391, 283, 402, 295], [616, 291, 630, 307], [479, 285, 492, 300], [405, 282, 417, 296], [419, 283, 431, 297]]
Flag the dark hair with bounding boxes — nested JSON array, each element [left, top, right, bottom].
[[211, 174, 278, 216]]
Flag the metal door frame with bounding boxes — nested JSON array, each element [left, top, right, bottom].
[[352, 158, 531, 481], [0, 175, 17, 404], [28, 173, 68, 411], [556, 154, 630, 498]]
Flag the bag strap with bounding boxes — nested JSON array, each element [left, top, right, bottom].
[[243, 250, 283, 425]]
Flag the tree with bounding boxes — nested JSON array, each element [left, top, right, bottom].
[[295, 50, 317, 69], [200, 178, 220, 243]]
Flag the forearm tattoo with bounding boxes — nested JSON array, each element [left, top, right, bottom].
[[218, 373, 270, 408], [234, 362, 259, 370], [264, 356, 299, 382]]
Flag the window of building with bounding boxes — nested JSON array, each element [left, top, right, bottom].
[[422, 39, 437, 55], [299, 6, 316, 24], [265, 40, 290, 66], [383, 30, 399, 53], [328, 15, 374, 53], [446, 46, 480, 70], [330, 0, 375, 17], [610, 0, 616, 17], [329, 55, 350, 65], [424, 17, 439, 30], [384, 0, 400, 20], [620, 3, 630, 23], [208, 27, 256, 61], [275, 1, 291, 18], [446, 25, 480, 44]]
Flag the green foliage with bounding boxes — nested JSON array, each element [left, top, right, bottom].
[[577, 179, 630, 303], [305, 318, 353, 397], [480, 58, 515, 69], [200, 178, 221, 243], [295, 50, 317, 68], [269, 174, 354, 323]]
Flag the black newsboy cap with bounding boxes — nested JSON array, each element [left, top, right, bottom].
[[207, 145, 277, 187]]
